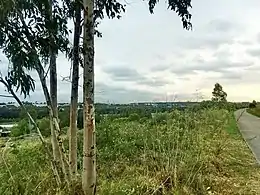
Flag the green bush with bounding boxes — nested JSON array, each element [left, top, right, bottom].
[[10, 119, 30, 137], [128, 113, 140, 121], [1, 108, 259, 194], [151, 112, 168, 124], [37, 117, 51, 137]]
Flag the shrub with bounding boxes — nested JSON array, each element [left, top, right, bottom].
[[249, 103, 256, 108], [128, 113, 140, 121], [37, 117, 51, 137], [10, 119, 30, 137], [151, 112, 168, 124]]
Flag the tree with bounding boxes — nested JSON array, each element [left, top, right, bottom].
[[1, 0, 194, 193], [212, 83, 227, 102], [69, 0, 81, 176], [0, 0, 71, 187], [249, 100, 257, 108], [81, 0, 193, 194]]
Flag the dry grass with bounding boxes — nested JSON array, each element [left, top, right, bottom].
[[1, 108, 260, 194]]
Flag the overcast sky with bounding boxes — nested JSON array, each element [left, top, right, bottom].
[[1, 0, 260, 103]]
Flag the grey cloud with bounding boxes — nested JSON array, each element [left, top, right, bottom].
[[103, 66, 144, 81], [171, 57, 253, 75], [95, 82, 160, 103], [206, 19, 237, 33], [180, 35, 234, 50], [246, 48, 260, 57], [103, 66, 170, 87], [150, 64, 170, 72], [136, 77, 171, 87], [213, 49, 232, 59], [219, 70, 242, 80]]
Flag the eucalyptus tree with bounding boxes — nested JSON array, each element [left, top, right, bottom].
[[0, 0, 193, 194], [81, 0, 192, 194], [0, 0, 72, 187], [67, 0, 82, 176], [212, 83, 227, 102]]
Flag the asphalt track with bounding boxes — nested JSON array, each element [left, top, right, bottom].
[[235, 109, 260, 164]]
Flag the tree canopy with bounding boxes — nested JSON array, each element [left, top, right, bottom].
[[212, 83, 227, 102]]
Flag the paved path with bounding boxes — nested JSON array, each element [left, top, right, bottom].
[[235, 109, 260, 163]]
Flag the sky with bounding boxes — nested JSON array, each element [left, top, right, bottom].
[[1, 0, 260, 103]]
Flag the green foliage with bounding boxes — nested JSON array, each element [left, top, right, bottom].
[[151, 112, 168, 124], [0, 0, 71, 97], [37, 117, 50, 137], [19, 106, 38, 120], [128, 113, 140, 121], [1, 108, 258, 194], [247, 105, 260, 118], [10, 119, 30, 137], [249, 100, 257, 108], [212, 83, 227, 102], [190, 100, 236, 112], [59, 107, 70, 128]]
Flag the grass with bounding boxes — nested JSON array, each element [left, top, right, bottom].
[[247, 105, 260, 118], [1, 108, 260, 194]]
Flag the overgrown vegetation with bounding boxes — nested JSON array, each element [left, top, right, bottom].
[[1, 106, 259, 194], [247, 102, 260, 117]]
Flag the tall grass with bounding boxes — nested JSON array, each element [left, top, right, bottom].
[[247, 106, 260, 118], [0, 108, 259, 194]]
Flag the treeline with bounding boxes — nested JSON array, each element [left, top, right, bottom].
[[0, 101, 249, 124]]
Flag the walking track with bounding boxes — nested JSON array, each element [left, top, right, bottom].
[[235, 109, 260, 164]]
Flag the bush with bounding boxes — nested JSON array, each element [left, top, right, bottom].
[[151, 112, 168, 124], [128, 113, 140, 121], [10, 119, 30, 137], [249, 103, 256, 108], [37, 117, 51, 137], [2, 109, 260, 194]]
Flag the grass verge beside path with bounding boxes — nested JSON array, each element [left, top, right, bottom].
[[1, 109, 260, 194], [247, 107, 260, 118]]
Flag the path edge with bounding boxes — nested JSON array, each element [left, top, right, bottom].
[[234, 109, 260, 165]]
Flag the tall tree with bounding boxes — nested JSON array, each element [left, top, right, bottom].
[[82, 0, 95, 192], [212, 83, 227, 102], [0, 0, 71, 187], [81, 0, 192, 194], [69, 0, 82, 175]]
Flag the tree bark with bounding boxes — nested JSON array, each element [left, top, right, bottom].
[[82, 0, 96, 193], [49, 51, 61, 167], [69, 0, 81, 176], [36, 63, 71, 187], [47, 0, 61, 168]]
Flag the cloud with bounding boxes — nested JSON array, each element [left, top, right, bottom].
[[94, 82, 160, 103], [246, 48, 260, 57], [177, 35, 235, 50], [102, 66, 144, 82], [170, 56, 253, 76], [206, 19, 238, 33], [102, 65, 171, 87], [2, 0, 260, 103], [136, 76, 171, 87]]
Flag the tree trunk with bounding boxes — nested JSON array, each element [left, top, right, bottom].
[[36, 63, 71, 187], [69, 0, 81, 176], [49, 51, 61, 167], [15, 6, 71, 188], [47, 0, 60, 168], [82, 0, 96, 193]]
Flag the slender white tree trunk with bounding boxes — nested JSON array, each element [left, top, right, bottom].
[[37, 64, 71, 187], [82, 0, 96, 193], [49, 51, 62, 167], [69, 0, 81, 176]]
